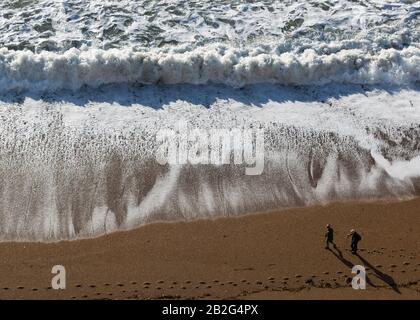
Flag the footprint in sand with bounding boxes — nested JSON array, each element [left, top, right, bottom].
[[75, 284, 82, 288], [199, 281, 206, 285], [241, 279, 247, 283], [213, 280, 219, 283], [172, 281, 178, 285], [117, 283, 124, 287], [143, 282, 150, 285], [157, 280, 164, 284], [3, 288, 9, 290], [403, 262, 410, 266], [89, 285, 96, 288], [17, 286, 24, 290], [323, 272, 329, 275], [131, 281, 137, 285], [32, 288, 38, 292], [268, 277, 275, 280], [256, 281, 263, 285], [185, 280, 191, 284], [104, 283, 110, 287]]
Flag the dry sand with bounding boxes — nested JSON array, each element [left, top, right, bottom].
[[0, 198, 419, 300]]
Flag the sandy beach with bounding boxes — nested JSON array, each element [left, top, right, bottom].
[[0, 197, 418, 300]]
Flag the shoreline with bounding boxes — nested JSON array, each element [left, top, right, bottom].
[[0, 197, 419, 299], [7, 196, 416, 245]]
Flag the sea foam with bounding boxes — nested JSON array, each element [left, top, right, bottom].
[[0, 84, 419, 241]]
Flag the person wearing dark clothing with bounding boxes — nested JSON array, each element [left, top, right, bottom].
[[325, 224, 336, 249], [347, 229, 362, 254]]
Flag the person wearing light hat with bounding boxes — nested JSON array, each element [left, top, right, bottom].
[[347, 229, 362, 254], [325, 224, 336, 249]]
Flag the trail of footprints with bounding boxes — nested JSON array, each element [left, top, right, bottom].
[[0, 260, 418, 299]]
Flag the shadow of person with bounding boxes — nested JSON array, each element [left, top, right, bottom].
[[331, 244, 343, 258], [356, 253, 401, 294], [327, 247, 377, 288]]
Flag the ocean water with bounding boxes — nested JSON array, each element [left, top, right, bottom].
[[0, 0, 419, 241]]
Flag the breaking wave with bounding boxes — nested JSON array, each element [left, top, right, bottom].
[[0, 45, 419, 92]]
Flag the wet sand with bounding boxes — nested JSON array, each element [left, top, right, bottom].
[[0, 198, 419, 300]]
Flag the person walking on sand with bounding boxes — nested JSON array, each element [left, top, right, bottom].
[[325, 224, 336, 249], [347, 229, 362, 254]]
